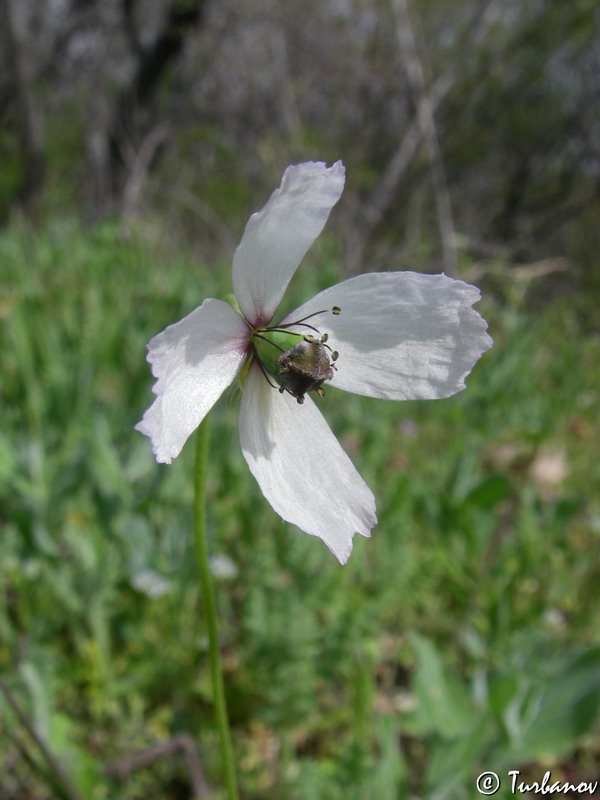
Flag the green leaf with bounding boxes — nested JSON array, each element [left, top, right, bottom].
[[425, 715, 492, 799], [504, 648, 600, 761], [409, 633, 473, 738], [372, 716, 408, 800], [465, 475, 512, 509]]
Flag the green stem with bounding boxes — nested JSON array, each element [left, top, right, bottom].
[[194, 417, 239, 800]]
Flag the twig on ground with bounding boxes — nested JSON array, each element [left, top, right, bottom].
[[0, 675, 86, 800], [104, 733, 212, 799]]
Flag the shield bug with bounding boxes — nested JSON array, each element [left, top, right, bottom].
[[277, 335, 337, 403], [250, 307, 341, 403]]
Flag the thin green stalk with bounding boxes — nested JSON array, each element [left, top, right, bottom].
[[194, 417, 239, 800]]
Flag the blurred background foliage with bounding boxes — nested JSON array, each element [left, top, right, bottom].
[[1, 0, 599, 798]]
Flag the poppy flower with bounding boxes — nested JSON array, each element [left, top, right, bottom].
[[136, 161, 492, 563]]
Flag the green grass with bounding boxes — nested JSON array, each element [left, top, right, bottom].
[[1, 219, 599, 799]]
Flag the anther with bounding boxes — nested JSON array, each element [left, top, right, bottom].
[[321, 333, 328, 343], [332, 306, 341, 315], [316, 388, 325, 397], [332, 351, 339, 361]]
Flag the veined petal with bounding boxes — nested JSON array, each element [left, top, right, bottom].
[[283, 272, 492, 400], [136, 298, 249, 463], [239, 364, 376, 564], [232, 161, 345, 326]]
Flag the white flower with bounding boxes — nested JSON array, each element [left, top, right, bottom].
[[136, 161, 492, 564]]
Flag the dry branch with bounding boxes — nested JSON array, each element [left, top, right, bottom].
[[105, 733, 212, 799], [0, 676, 85, 800], [350, 0, 504, 271], [392, 0, 458, 275], [1, 0, 46, 221]]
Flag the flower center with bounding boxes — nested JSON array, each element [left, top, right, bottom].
[[250, 307, 341, 404]]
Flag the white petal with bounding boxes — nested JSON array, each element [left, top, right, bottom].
[[136, 299, 249, 463], [282, 272, 492, 400], [232, 161, 345, 326], [239, 364, 376, 564]]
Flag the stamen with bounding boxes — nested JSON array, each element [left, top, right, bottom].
[[252, 332, 286, 353], [278, 309, 330, 326], [255, 357, 280, 389], [332, 306, 341, 315], [332, 351, 339, 361], [260, 327, 303, 337], [271, 321, 321, 335], [315, 335, 335, 355]]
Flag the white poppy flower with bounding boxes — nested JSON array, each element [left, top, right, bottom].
[[136, 161, 492, 564]]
